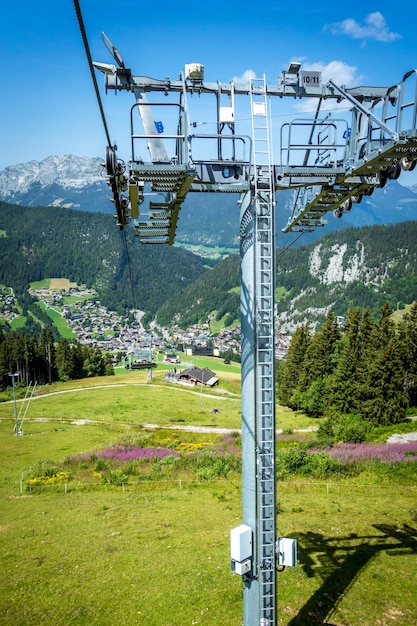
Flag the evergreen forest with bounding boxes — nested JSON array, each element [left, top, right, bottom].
[[0, 328, 114, 390], [0, 201, 207, 321], [276, 303, 417, 433], [156, 221, 417, 330]]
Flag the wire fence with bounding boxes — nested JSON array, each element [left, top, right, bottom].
[[16, 475, 417, 497]]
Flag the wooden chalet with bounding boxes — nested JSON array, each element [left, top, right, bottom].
[[177, 366, 219, 387]]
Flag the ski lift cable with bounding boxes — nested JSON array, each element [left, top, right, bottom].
[[73, 1, 137, 312], [122, 229, 138, 312], [73, 0, 112, 148], [276, 231, 305, 261]]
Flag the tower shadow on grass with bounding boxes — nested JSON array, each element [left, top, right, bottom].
[[287, 523, 417, 625]]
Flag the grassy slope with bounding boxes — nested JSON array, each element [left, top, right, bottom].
[[36, 300, 76, 339], [0, 366, 320, 433], [0, 373, 417, 625], [0, 465, 243, 625], [0, 410, 244, 625]]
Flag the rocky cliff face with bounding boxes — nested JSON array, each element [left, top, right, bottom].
[[0, 155, 108, 211], [0, 155, 103, 192], [274, 221, 417, 332]]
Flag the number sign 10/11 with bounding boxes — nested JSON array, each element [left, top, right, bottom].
[[299, 71, 322, 90]]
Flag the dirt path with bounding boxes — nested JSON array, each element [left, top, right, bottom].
[[3, 383, 240, 403]]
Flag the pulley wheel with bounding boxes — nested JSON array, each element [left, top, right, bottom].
[[106, 145, 116, 176]]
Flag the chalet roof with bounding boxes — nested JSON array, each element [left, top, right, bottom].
[[178, 366, 219, 386]]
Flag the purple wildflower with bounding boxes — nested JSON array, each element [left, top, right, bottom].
[[97, 445, 178, 461], [309, 442, 417, 464]]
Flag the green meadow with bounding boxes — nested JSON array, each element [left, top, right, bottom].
[[36, 300, 76, 339], [1, 370, 417, 625]]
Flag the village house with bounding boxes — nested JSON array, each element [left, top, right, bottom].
[[176, 366, 219, 387]]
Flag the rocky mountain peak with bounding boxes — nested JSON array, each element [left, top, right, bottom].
[[0, 155, 108, 211], [0, 155, 104, 199]]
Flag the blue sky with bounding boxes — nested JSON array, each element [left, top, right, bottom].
[[1, 1, 417, 184]]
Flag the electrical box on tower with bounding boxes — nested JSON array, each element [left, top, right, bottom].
[[230, 524, 252, 576]]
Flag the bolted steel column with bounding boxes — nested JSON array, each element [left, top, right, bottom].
[[240, 186, 277, 625]]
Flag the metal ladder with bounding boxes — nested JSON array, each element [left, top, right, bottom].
[[250, 75, 277, 626]]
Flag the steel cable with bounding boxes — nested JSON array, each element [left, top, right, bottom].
[[74, 1, 138, 313], [73, 0, 112, 148]]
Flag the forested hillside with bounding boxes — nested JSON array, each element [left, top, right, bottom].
[[156, 254, 240, 328], [0, 202, 207, 317], [1, 199, 417, 333], [154, 220, 417, 331]]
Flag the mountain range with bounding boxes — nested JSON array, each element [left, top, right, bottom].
[[1, 155, 417, 335], [1, 198, 416, 334], [0, 155, 108, 213], [2, 155, 417, 249]]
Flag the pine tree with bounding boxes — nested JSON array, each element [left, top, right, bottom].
[[327, 307, 364, 414], [38, 328, 56, 384], [71, 343, 86, 379], [82, 346, 106, 377], [355, 307, 378, 394], [398, 301, 417, 407], [298, 311, 341, 391], [361, 303, 407, 424], [55, 339, 75, 382], [277, 323, 311, 406]]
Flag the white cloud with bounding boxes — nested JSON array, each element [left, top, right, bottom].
[[232, 69, 257, 83], [294, 60, 362, 113], [303, 60, 361, 86], [324, 12, 401, 42]]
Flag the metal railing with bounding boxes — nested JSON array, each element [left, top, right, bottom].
[[280, 118, 349, 170]]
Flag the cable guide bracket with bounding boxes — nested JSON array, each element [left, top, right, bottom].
[[328, 79, 399, 143]]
